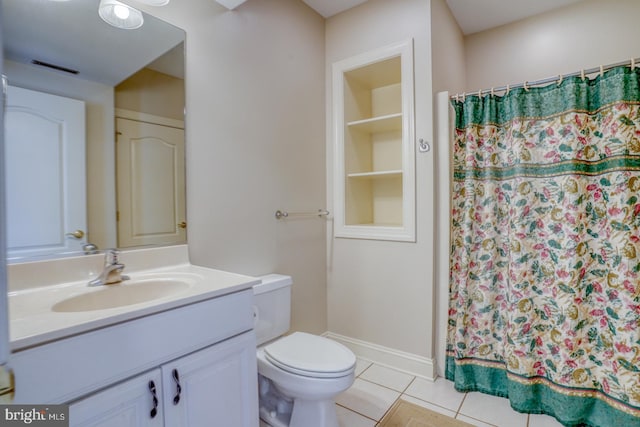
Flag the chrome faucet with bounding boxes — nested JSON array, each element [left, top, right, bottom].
[[89, 248, 130, 286]]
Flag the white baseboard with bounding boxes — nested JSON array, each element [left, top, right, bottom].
[[323, 332, 437, 380]]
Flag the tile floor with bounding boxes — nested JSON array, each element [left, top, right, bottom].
[[335, 358, 565, 427]]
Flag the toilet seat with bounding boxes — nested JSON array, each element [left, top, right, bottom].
[[264, 332, 356, 378]]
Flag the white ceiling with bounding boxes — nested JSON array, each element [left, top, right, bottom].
[[217, 0, 369, 17], [301, 0, 368, 18], [4, 0, 184, 86], [298, 0, 584, 34], [445, 0, 585, 35], [9, 0, 587, 86]]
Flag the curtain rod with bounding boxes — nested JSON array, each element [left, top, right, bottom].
[[450, 57, 640, 100]]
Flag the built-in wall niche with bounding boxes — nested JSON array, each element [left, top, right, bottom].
[[333, 39, 415, 241]]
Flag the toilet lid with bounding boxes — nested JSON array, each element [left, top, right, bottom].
[[264, 332, 356, 378]]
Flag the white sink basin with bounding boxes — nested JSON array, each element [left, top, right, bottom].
[[52, 279, 191, 312], [9, 246, 261, 351]]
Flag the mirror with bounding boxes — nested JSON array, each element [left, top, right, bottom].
[[2, 0, 186, 262]]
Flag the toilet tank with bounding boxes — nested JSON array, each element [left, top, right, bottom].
[[253, 274, 292, 346]]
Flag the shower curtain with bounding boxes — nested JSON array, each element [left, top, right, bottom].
[[446, 66, 640, 427]]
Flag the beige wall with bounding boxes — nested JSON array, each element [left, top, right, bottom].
[[431, 0, 465, 96], [131, 0, 328, 334], [430, 0, 465, 377], [115, 68, 185, 120], [129, 0, 640, 375], [326, 0, 435, 365], [464, 0, 640, 91]]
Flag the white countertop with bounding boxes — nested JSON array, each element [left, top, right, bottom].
[[8, 245, 259, 351]]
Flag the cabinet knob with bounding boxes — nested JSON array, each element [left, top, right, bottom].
[[148, 381, 158, 419], [418, 138, 431, 153], [177, 221, 187, 229], [172, 369, 182, 405]]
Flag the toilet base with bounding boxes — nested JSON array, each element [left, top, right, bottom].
[[258, 374, 340, 427], [289, 399, 338, 427], [259, 399, 339, 427], [259, 375, 292, 427], [259, 406, 289, 427]]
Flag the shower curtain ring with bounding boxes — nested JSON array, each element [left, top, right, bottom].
[[506, 84, 510, 95], [491, 87, 495, 97], [557, 75, 563, 87], [478, 89, 482, 98], [462, 92, 466, 102], [600, 65, 604, 78], [632, 58, 636, 70], [524, 81, 529, 91], [580, 69, 586, 81]]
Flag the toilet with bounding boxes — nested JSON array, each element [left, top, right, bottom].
[[253, 274, 356, 427]]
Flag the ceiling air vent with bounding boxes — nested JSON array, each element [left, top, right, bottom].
[[31, 60, 79, 75]]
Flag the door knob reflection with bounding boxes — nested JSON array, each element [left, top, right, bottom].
[[66, 230, 85, 239]]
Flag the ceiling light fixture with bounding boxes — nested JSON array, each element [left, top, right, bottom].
[[98, 0, 144, 30]]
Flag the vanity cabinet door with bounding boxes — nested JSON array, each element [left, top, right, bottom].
[[162, 330, 259, 427], [69, 369, 163, 427]]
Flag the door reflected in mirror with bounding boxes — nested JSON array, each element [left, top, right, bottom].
[[2, 0, 186, 262]]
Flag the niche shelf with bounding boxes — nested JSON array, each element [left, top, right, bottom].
[[332, 39, 415, 241]]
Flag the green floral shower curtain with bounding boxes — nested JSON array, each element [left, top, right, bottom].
[[446, 66, 640, 427]]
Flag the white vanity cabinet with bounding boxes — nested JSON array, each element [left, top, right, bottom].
[[161, 330, 257, 427], [10, 283, 259, 427], [69, 331, 257, 427], [70, 369, 163, 427]]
